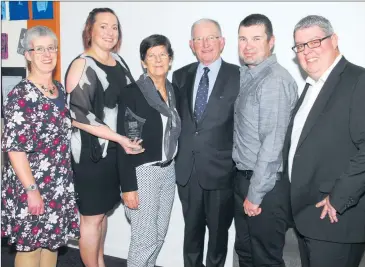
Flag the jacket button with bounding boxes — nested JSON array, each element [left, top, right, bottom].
[[195, 131, 199, 135]]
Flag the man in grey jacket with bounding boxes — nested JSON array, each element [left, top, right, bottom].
[[233, 14, 298, 267]]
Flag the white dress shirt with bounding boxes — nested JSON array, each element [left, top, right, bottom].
[[288, 54, 342, 181], [142, 101, 178, 166], [192, 57, 222, 108]]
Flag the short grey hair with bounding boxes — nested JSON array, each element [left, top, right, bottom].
[[191, 18, 222, 39], [293, 15, 334, 37], [23, 25, 58, 51]]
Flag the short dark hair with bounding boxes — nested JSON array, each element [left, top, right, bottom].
[[82, 8, 122, 52], [238, 14, 273, 40], [140, 34, 174, 61]]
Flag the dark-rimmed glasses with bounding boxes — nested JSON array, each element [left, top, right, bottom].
[[292, 35, 332, 53]]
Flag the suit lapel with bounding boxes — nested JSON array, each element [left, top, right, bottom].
[[183, 63, 198, 122], [282, 82, 310, 173], [296, 57, 348, 150], [198, 61, 227, 124]]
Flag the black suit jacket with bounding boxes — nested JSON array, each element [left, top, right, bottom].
[[172, 60, 240, 190], [283, 57, 365, 243], [116, 82, 180, 193]]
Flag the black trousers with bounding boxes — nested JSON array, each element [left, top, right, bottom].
[[234, 170, 291, 267], [296, 231, 365, 267], [177, 172, 234, 267]]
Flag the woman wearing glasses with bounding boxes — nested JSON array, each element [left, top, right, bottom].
[[1, 26, 79, 267], [117, 34, 181, 267]]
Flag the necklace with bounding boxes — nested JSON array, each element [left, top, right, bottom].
[[35, 83, 56, 95]]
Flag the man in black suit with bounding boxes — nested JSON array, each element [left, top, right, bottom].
[[283, 15, 365, 267], [172, 18, 239, 267]]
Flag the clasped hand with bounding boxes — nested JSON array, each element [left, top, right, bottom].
[[27, 190, 44, 216], [243, 198, 262, 217], [316, 196, 338, 223], [123, 191, 139, 209]]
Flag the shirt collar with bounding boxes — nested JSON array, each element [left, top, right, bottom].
[[306, 54, 343, 86], [240, 54, 277, 78], [198, 57, 222, 74]]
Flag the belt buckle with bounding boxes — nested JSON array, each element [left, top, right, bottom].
[[160, 160, 170, 168], [160, 162, 167, 168], [238, 170, 253, 179], [244, 170, 252, 177], [152, 159, 172, 168]]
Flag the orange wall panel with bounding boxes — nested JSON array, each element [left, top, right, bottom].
[[27, 1, 61, 82]]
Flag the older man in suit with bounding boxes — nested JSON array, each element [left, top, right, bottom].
[[283, 15, 365, 267], [172, 18, 239, 267]]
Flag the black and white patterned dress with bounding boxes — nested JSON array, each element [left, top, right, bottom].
[[65, 53, 134, 215], [1, 79, 80, 251]]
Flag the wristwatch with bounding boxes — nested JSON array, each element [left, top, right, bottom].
[[25, 184, 38, 192]]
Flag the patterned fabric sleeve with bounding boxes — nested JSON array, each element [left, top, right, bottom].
[[67, 60, 104, 126], [2, 82, 37, 152], [247, 77, 298, 205], [66, 56, 113, 163]]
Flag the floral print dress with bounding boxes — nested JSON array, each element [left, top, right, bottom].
[[1, 79, 80, 251]]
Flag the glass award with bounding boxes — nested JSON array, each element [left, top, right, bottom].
[[124, 107, 145, 140]]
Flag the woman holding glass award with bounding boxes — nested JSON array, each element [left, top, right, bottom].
[[64, 8, 143, 267], [117, 34, 181, 267]]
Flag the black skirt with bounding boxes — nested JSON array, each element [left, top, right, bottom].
[[72, 147, 121, 215]]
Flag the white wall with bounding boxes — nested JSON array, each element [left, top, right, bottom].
[[1, 20, 27, 68], [1, 14, 27, 166], [60, 2, 365, 267]]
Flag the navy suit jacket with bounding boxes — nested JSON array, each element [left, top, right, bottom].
[[172, 60, 240, 190]]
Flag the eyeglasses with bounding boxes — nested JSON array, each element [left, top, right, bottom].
[[292, 35, 332, 53], [28, 46, 58, 54], [146, 52, 169, 61], [192, 35, 221, 44]]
